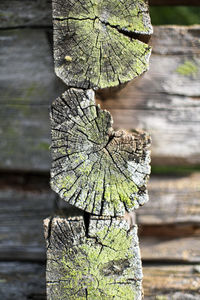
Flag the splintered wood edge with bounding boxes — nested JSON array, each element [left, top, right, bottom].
[[50, 88, 151, 216]]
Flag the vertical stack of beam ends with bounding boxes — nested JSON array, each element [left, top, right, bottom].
[[44, 1, 153, 299]]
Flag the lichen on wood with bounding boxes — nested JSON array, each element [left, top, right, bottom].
[[45, 216, 143, 300], [53, 0, 152, 89], [50, 88, 151, 216]]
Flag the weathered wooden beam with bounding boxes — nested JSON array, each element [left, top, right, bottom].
[[0, 29, 65, 171], [0, 173, 199, 263], [50, 88, 151, 216], [137, 173, 200, 224], [0, 184, 56, 261], [0, 262, 45, 300], [1, 261, 200, 300], [1, 26, 200, 171], [0, 0, 52, 28], [143, 265, 200, 299], [44, 216, 143, 299], [53, 0, 152, 89]]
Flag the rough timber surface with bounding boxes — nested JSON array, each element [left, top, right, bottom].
[[0, 29, 65, 171], [0, 0, 52, 28], [96, 26, 200, 166], [53, 0, 152, 89], [50, 88, 151, 216], [0, 173, 199, 263], [0, 262, 45, 300], [1, 26, 200, 171], [45, 216, 142, 300], [143, 265, 200, 300], [0, 183, 56, 261]]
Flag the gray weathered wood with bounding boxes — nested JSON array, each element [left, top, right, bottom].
[[1, 262, 200, 300], [1, 173, 199, 263], [143, 265, 200, 300], [1, 26, 200, 171], [0, 29, 65, 171], [96, 26, 200, 165], [0, 262, 45, 300], [53, 0, 152, 89], [0, 0, 52, 28], [137, 173, 200, 224], [0, 186, 56, 261], [141, 236, 200, 263], [45, 216, 143, 299], [50, 88, 151, 216]]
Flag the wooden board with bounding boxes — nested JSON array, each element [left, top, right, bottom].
[[0, 29, 65, 171], [137, 172, 200, 224], [0, 0, 52, 28], [96, 26, 200, 166], [143, 265, 200, 299], [0, 183, 56, 261], [0, 262, 45, 300], [1, 262, 200, 300], [0, 173, 199, 263], [1, 26, 200, 171]]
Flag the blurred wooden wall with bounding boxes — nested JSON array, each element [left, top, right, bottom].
[[0, 1, 200, 299]]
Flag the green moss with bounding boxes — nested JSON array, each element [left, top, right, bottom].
[[176, 60, 198, 77], [55, 0, 151, 89], [151, 165, 200, 176], [60, 225, 136, 299]]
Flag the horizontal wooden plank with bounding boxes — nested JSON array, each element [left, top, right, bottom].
[[143, 265, 200, 299], [0, 0, 52, 28], [1, 262, 200, 300], [1, 26, 200, 170], [0, 262, 45, 300], [137, 173, 200, 224], [140, 236, 200, 263], [150, 0, 200, 5], [0, 185, 56, 261], [0, 29, 65, 171], [0, 171, 199, 262], [96, 26, 200, 166]]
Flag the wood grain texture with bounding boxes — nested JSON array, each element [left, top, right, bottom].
[[0, 29, 65, 171], [0, 173, 199, 263], [0, 262, 45, 300], [0, 186, 56, 261], [1, 26, 200, 171], [45, 216, 143, 300], [53, 0, 152, 89], [0, 0, 52, 28], [143, 265, 200, 299], [137, 173, 200, 224], [50, 88, 151, 216], [96, 26, 200, 166]]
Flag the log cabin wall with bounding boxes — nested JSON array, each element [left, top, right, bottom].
[[0, 1, 200, 299]]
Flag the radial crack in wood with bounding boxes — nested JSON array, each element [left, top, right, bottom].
[[53, 0, 152, 89], [44, 216, 143, 300], [50, 88, 151, 216]]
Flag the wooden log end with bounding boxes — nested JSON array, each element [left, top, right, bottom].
[[50, 88, 151, 216], [53, 0, 152, 89], [45, 216, 143, 299]]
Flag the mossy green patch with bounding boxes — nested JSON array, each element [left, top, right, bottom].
[[176, 60, 198, 77], [60, 225, 135, 299]]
